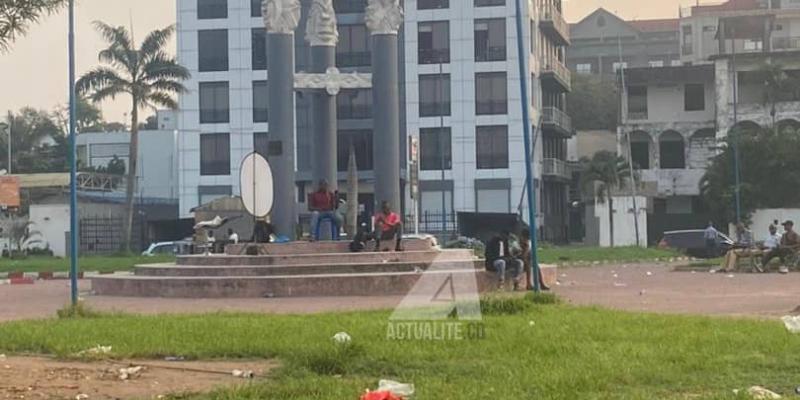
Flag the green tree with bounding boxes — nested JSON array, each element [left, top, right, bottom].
[[701, 126, 800, 225], [0, 0, 66, 51], [579, 151, 633, 247], [754, 62, 800, 129], [56, 96, 106, 134], [77, 22, 190, 251], [1, 107, 63, 173], [567, 74, 618, 131]]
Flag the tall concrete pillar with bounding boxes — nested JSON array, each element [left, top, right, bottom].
[[264, 0, 301, 237], [366, 0, 404, 212], [307, 1, 340, 189]]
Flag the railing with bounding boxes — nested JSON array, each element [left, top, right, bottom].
[[627, 110, 649, 121], [541, 57, 572, 90], [539, 3, 570, 43], [541, 106, 573, 134], [418, 48, 450, 64], [76, 172, 126, 192], [773, 37, 800, 51], [333, 0, 367, 14], [475, 46, 507, 62], [403, 211, 458, 236], [542, 158, 571, 180]]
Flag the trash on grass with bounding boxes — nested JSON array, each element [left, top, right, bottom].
[[75, 394, 89, 400], [164, 356, 185, 362], [377, 380, 414, 397], [332, 332, 352, 344], [744, 386, 782, 399], [360, 391, 403, 400], [646, 271, 653, 276], [118, 366, 144, 380], [781, 315, 800, 333], [77, 345, 112, 357], [231, 369, 255, 379], [613, 282, 627, 288]]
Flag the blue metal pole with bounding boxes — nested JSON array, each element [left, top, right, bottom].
[[68, 0, 79, 305], [513, 0, 540, 292], [730, 30, 742, 224]]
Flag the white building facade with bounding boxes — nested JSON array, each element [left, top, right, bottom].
[[176, 0, 571, 240]]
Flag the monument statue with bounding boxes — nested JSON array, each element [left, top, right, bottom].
[[365, 0, 403, 35], [263, 0, 301, 34], [306, 0, 339, 47]]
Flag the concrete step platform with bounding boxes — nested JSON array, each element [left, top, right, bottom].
[[91, 265, 558, 298], [136, 260, 484, 277], [224, 237, 436, 256], [176, 249, 475, 266]]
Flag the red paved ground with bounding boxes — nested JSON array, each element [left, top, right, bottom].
[[1, 263, 798, 322]]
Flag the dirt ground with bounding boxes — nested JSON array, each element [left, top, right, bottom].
[[0, 355, 276, 400]]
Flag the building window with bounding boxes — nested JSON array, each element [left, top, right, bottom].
[[337, 24, 371, 67], [684, 83, 705, 111], [419, 74, 450, 117], [475, 18, 506, 62], [251, 0, 262, 16], [682, 25, 693, 55], [475, 0, 504, 6], [612, 62, 627, 72], [200, 133, 230, 176], [337, 89, 372, 120], [338, 130, 373, 171], [744, 39, 763, 51], [627, 85, 647, 120], [254, 132, 282, 158], [476, 125, 508, 169], [648, 60, 664, 67], [418, 21, 449, 64], [475, 72, 507, 115], [476, 181, 511, 213], [198, 29, 229, 72], [671, 60, 682, 66], [420, 127, 452, 171], [199, 82, 230, 124], [659, 131, 685, 169], [253, 80, 268, 123], [198, 185, 232, 205], [629, 132, 650, 170], [576, 63, 592, 74], [198, 0, 227, 19], [252, 28, 267, 70], [334, 0, 368, 14], [418, 0, 448, 9]]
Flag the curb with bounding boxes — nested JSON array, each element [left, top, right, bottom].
[[0, 277, 35, 285]]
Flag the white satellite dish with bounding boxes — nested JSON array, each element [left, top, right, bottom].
[[239, 152, 274, 218]]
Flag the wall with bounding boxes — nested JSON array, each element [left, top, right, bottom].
[[585, 195, 648, 247], [29, 200, 128, 257], [567, 130, 617, 162], [734, 208, 800, 241]]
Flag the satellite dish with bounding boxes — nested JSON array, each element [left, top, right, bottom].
[[239, 152, 274, 218]]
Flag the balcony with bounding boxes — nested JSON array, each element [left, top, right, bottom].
[[541, 107, 573, 137], [540, 58, 571, 92], [542, 158, 571, 181], [539, 4, 570, 46], [772, 37, 800, 52]]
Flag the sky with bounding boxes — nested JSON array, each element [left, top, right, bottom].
[[0, 0, 702, 124]]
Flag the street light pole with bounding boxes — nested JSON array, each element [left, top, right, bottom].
[[438, 62, 446, 234], [6, 111, 11, 174], [68, 0, 79, 306]]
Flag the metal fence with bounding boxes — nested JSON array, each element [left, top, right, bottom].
[[404, 211, 458, 236], [79, 216, 125, 254]]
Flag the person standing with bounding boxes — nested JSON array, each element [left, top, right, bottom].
[[704, 222, 719, 258], [519, 229, 549, 291], [308, 179, 340, 240]]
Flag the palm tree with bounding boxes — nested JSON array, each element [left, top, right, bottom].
[[77, 22, 190, 251], [579, 151, 634, 247], [0, 0, 66, 52]]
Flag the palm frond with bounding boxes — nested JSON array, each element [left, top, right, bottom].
[[144, 91, 179, 110], [76, 67, 131, 102], [92, 21, 133, 53], [0, 0, 67, 52], [140, 24, 175, 60], [141, 52, 191, 83]]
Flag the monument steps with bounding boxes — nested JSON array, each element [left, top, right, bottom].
[[136, 260, 484, 277], [176, 249, 476, 266]]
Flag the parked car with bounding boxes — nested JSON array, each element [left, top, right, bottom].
[[142, 241, 192, 256], [660, 230, 734, 258]]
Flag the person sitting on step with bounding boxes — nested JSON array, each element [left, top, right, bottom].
[[485, 231, 523, 291], [371, 201, 403, 252]]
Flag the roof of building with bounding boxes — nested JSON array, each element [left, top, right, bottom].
[[692, 0, 761, 14], [627, 18, 680, 32]]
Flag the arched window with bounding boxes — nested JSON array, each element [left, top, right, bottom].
[[629, 131, 651, 169], [597, 15, 606, 28], [778, 119, 800, 134], [659, 131, 685, 169]]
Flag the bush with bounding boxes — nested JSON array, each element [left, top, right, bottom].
[[293, 341, 365, 376], [26, 247, 53, 257], [57, 302, 104, 319]]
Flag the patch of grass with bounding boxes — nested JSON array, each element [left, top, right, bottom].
[[0, 254, 175, 273], [538, 246, 681, 265], [56, 302, 106, 319], [0, 306, 799, 399]]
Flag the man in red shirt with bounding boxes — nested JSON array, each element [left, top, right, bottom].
[[308, 179, 340, 239], [372, 201, 403, 251]]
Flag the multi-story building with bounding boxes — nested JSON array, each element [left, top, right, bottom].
[[619, 0, 800, 242], [568, 8, 680, 79], [176, 0, 572, 241]]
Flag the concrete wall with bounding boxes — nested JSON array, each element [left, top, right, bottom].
[[585, 195, 648, 247], [29, 201, 127, 257], [732, 208, 800, 241]]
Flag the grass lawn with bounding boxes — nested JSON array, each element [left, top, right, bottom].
[[0, 296, 797, 399], [0, 255, 176, 273], [537, 246, 681, 264]]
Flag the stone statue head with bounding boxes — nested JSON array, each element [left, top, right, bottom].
[[263, 0, 301, 34], [306, 0, 339, 46], [365, 0, 403, 35]]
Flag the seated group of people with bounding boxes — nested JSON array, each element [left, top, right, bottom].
[[485, 230, 549, 291], [721, 220, 800, 273], [309, 179, 403, 252]]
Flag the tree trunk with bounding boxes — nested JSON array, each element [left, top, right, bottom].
[[345, 144, 358, 237], [608, 196, 615, 248], [123, 104, 139, 253]]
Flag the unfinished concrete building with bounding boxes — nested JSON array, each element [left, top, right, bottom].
[[619, 0, 800, 243]]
